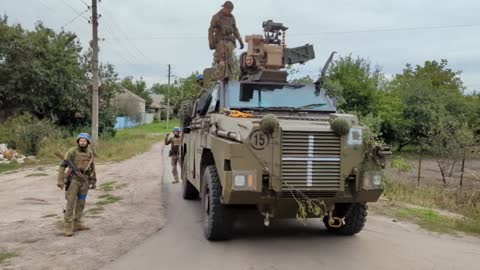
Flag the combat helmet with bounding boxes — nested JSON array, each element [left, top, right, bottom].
[[76, 133, 92, 144]]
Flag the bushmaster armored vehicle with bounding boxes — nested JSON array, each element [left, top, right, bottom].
[[180, 21, 390, 241]]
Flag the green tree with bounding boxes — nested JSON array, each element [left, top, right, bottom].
[[327, 55, 383, 116], [387, 60, 468, 150], [0, 17, 121, 135]]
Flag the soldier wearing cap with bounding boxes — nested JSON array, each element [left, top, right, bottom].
[[165, 127, 182, 183], [57, 133, 97, 237], [209, 1, 244, 80]]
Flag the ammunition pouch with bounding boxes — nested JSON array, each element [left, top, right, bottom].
[[169, 145, 180, 157], [65, 172, 73, 191]]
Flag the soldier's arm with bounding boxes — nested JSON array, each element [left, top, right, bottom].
[[89, 162, 97, 188], [57, 149, 74, 185], [208, 15, 219, 49], [164, 134, 171, 145], [232, 16, 242, 42]]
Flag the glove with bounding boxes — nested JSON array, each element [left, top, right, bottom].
[[239, 40, 244, 50], [57, 182, 64, 190], [89, 183, 96, 190]]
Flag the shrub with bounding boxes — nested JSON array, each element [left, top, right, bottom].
[[391, 157, 413, 172], [0, 114, 65, 155]]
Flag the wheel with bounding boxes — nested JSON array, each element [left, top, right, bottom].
[[181, 159, 199, 200], [201, 165, 233, 241], [323, 203, 368, 235]]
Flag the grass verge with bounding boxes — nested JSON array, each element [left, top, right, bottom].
[[0, 120, 179, 174], [25, 173, 49, 177], [0, 252, 17, 264], [377, 179, 480, 236]]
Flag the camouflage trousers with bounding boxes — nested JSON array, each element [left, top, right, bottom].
[[64, 178, 89, 223], [213, 40, 235, 80], [171, 156, 180, 181]]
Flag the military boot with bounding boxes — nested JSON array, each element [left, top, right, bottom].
[[64, 222, 74, 237], [172, 177, 179, 184], [73, 222, 90, 232]]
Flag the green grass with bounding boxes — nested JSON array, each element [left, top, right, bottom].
[[0, 161, 21, 174], [118, 120, 180, 135], [98, 181, 117, 192], [1, 120, 179, 174], [95, 194, 123, 206], [35, 120, 179, 166], [372, 203, 480, 236], [85, 206, 105, 215], [25, 173, 49, 177], [378, 179, 480, 235], [0, 252, 17, 264]]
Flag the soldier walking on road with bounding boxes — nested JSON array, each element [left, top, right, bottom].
[[57, 133, 96, 237], [209, 1, 244, 80], [165, 127, 182, 184]]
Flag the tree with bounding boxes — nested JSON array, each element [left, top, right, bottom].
[[384, 60, 468, 150], [424, 117, 474, 185], [327, 55, 383, 116], [0, 17, 120, 135]]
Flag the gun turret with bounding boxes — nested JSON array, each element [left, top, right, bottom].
[[241, 20, 316, 82], [262, 20, 288, 45]]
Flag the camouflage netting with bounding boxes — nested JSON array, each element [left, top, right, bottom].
[[330, 118, 351, 136], [260, 114, 279, 134]]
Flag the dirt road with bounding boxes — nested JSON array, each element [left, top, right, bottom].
[[101, 149, 480, 270], [0, 143, 165, 270]]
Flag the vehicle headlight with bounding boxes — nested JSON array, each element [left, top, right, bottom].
[[232, 171, 256, 190], [234, 175, 246, 187], [362, 171, 384, 190]]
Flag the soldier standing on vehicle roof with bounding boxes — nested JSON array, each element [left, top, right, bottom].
[[209, 1, 244, 80], [165, 127, 182, 184], [57, 133, 96, 237]]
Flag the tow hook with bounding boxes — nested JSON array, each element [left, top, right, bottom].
[[327, 209, 345, 228], [263, 212, 271, 227]]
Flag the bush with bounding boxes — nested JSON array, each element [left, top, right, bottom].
[[391, 157, 413, 172], [0, 114, 65, 155]]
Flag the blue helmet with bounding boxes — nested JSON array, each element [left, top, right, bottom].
[[173, 127, 181, 132], [196, 74, 204, 82], [77, 133, 92, 144]]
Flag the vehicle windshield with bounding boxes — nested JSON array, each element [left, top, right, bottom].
[[226, 81, 336, 112]]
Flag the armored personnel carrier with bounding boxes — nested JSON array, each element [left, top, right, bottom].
[[180, 21, 390, 241]]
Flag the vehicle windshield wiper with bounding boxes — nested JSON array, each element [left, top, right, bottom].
[[294, 103, 327, 110]]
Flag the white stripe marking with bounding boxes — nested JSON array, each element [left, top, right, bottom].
[[282, 157, 341, 161], [307, 135, 314, 187]]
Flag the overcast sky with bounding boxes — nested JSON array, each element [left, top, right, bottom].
[[3, 0, 480, 93]]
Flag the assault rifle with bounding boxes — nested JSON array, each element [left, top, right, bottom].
[[54, 151, 89, 189]]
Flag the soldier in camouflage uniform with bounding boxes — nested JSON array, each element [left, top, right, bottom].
[[209, 1, 244, 80], [165, 127, 182, 184], [57, 133, 96, 237]]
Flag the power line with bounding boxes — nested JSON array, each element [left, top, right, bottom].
[[59, 0, 89, 22], [77, 0, 90, 7], [100, 17, 141, 65], [60, 9, 89, 29], [107, 23, 480, 41], [100, 5, 149, 61]]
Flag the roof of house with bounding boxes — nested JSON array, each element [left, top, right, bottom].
[[116, 88, 146, 103], [149, 94, 165, 109]]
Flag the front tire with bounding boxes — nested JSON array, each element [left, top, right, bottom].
[[202, 165, 233, 241], [323, 203, 368, 235], [181, 159, 199, 200]]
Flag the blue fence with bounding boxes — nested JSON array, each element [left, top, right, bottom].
[[114, 117, 140, 129]]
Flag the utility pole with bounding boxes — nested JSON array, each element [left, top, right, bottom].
[[167, 64, 171, 130], [91, 0, 100, 147]]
